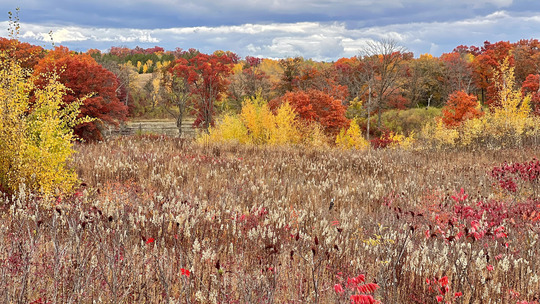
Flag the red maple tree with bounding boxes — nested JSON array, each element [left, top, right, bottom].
[[169, 52, 234, 130], [521, 74, 540, 116], [272, 89, 349, 135], [0, 37, 45, 69], [33, 46, 128, 141], [441, 91, 483, 128], [471, 41, 513, 107]]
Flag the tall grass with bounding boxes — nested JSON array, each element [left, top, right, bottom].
[[1, 136, 538, 303]]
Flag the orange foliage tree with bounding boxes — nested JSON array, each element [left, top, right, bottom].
[[272, 89, 349, 135], [441, 91, 483, 128], [334, 56, 364, 101], [440, 51, 474, 96], [471, 41, 513, 106], [521, 74, 540, 115], [33, 46, 128, 141], [227, 56, 272, 107], [168, 52, 234, 130], [0, 37, 45, 69], [513, 39, 540, 83]]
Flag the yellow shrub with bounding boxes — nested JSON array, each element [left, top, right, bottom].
[[0, 54, 85, 196], [335, 120, 369, 150], [270, 102, 301, 145], [419, 58, 540, 149], [420, 119, 459, 148], [460, 116, 487, 146], [389, 131, 415, 150], [200, 114, 249, 145], [302, 122, 330, 148], [199, 95, 303, 146], [240, 95, 275, 144]]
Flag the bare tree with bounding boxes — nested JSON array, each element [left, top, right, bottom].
[[160, 68, 192, 137], [94, 58, 138, 108], [359, 39, 408, 137]]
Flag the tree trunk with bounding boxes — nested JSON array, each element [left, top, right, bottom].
[[176, 110, 183, 137], [366, 85, 371, 140], [377, 97, 382, 128]]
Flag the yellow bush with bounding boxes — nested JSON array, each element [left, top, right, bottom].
[[335, 120, 370, 150], [420, 119, 459, 148], [419, 58, 540, 149], [388, 131, 416, 150], [199, 95, 302, 146], [240, 94, 275, 144], [302, 122, 330, 148], [270, 102, 301, 145], [0, 54, 85, 196], [200, 114, 249, 145]]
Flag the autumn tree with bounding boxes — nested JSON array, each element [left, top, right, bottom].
[[360, 39, 409, 132], [161, 58, 195, 135], [93, 55, 138, 110], [275, 57, 304, 94], [258, 58, 284, 85], [521, 73, 540, 115], [273, 89, 349, 135], [166, 51, 234, 131], [513, 39, 540, 83], [294, 62, 348, 101], [471, 41, 513, 106], [441, 91, 483, 128], [334, 57, 364, 102], [0, 37, 45, 69], [0, 52, 87, 196], [440, 51, 474, 96], [403, 54, 445, 107], [33, 46, 128, 141], [227, 57, 272, 110]]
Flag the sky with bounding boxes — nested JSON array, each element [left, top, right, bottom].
[[1, 0, 540, 61]]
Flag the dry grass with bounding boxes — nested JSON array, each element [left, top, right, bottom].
[[1, 136, 538, 303]]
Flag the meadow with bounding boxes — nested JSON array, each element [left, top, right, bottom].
[[1, 136, 538, 303]]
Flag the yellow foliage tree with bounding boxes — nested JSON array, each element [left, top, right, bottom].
[[146, 59, 153, 69], [335, 120, 370, 150], [420, 57, 540, 148], [270, 102, 301, 145], [487, 58, 532, 140], [199, 95, 302, 146], [240, 94, 275, 144], [420, 118, 459, 148], [0, 54, 86, 196]]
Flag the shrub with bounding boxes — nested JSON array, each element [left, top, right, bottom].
[[419, 59, 540, 149], [199, 94, 301, 146], [380, 107, 442, 135], [335, 119, 370, 150], [441, 91, 483, 128], [0, 54, 85, 196]]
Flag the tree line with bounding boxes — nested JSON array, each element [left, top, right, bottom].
[[2, 37, 540, 142]]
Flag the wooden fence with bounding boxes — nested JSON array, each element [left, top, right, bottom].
[[103, 120, 197, 137]]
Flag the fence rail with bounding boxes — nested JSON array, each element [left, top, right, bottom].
[[103, 120, 197, 137]]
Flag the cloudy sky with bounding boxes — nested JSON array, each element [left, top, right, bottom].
[[1, 0, 539, 61]]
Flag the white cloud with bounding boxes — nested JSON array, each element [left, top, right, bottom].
[[51, 28, 89, 43], [3, 9, 540, 60]]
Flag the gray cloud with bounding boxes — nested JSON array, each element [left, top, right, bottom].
[[1, 0, 532, 29], [1, 1, 540, 60]]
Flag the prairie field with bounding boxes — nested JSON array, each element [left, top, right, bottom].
[[1, 136, 539, 303]]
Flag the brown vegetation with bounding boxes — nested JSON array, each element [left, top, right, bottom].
[[1, 137, 538, 303]]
